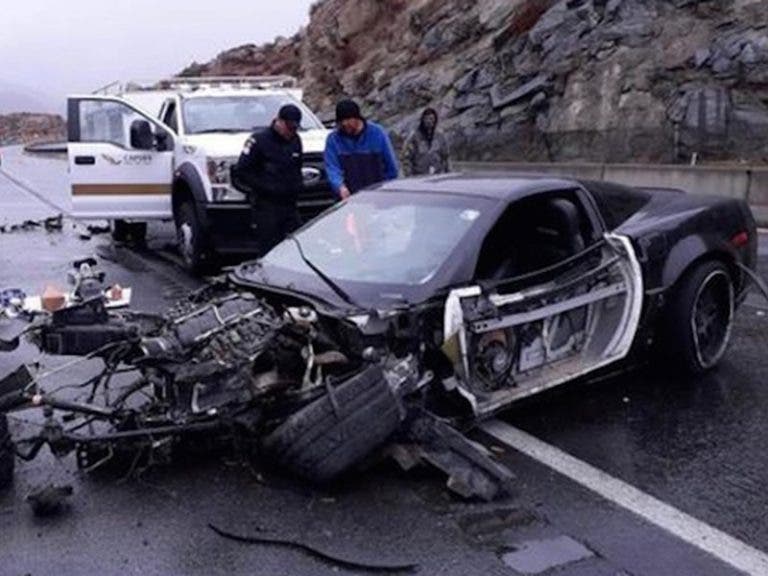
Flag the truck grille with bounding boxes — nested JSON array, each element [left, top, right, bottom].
[[299, 152, 336, 218]]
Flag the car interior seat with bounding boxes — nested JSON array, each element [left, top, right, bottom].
[[531, 198, 586, 265], [479, 196, 588, 281], [494, 197, 587, 279]]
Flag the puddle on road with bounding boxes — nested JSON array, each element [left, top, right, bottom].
[[500, 535, 594, 574]]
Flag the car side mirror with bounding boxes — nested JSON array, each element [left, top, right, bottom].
[[130, 119, 154, 150]]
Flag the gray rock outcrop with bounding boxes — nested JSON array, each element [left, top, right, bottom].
[[183, 0, 768, 164]]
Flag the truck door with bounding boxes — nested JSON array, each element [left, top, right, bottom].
[[67, 96, 174, 220]]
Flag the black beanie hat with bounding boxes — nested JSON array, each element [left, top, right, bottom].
[[335, 99, 362, 122], [278, 104, 302, 124]]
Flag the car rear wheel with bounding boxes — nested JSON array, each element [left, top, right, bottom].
[[262, 366, 403, 483], [0, 414, 14, 490], [175, 201, 209, 275], [665, 261, 734, 374]]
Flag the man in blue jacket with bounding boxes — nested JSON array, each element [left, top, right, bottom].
[[324, 99, 399, 200]]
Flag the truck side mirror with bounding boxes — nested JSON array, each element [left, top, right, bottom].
[[155, 130, 171, 152], [130, 119, 154, 150]]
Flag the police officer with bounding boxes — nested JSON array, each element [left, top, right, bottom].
[[233, 104, 304, 255]]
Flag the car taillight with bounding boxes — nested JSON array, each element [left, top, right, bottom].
[[730, 231, 749, 248]]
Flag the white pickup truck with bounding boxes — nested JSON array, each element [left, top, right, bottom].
[[66, 77, 335, 272]]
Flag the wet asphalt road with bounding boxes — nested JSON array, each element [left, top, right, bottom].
[[2, 147, 768, 575]]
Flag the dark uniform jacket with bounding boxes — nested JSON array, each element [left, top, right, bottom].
[[233, 125, 303, 205]]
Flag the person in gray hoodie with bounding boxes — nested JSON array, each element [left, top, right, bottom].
[[403, 108, 450, 176]]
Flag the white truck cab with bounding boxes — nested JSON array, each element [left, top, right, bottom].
[[67, 77, 334, 272]]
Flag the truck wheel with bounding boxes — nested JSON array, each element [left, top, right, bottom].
[[0, 414, 14, 490], [175, 201, 209, 274], [664, 261, 734, 374], [263, 366, 403, 483], [111, 220, 147, 245]]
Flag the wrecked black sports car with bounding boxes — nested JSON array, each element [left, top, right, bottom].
[[0, 174, 758, 499]]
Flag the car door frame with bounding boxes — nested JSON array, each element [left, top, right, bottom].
[[443, 186, 644, 416]]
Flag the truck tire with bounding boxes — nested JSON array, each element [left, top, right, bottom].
[[0, 414, 14, 490], [175, 201, 209, 275], [111, 220, 147, 244], [263, 366, 402, 483], [664, 260, 734, 374]]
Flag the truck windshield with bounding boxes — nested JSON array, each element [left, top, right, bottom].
[[182, 96, 323, 134]]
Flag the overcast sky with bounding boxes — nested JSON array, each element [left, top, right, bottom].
[[0, 0, 314, 114]]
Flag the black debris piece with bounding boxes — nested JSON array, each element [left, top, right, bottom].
[[25, 484, 74, 517], [0, 214, 63, 234], [208, 523, 420, 574]]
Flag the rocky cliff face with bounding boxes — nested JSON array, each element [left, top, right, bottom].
[[183, 0, 768, 163], [0, 113, 66, 147]]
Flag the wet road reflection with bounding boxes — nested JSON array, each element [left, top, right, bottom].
[[504, 306, 768, 549]]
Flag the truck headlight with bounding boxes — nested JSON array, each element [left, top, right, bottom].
[[212, 187, 247, 202], [207, 158, 230, 185], [207, 157, 247, 202], [302, 166, 322, 187]]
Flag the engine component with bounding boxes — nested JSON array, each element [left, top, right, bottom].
[[141, 294, 280, 360], [68, 258, 106, 302], [39, 322, 137, 356]]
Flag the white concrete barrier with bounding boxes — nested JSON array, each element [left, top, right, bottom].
[[455, 161, 768, 226]]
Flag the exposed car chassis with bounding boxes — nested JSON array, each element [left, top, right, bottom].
[[0, 264, 515, 501]]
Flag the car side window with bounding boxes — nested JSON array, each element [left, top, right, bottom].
[[161, 100, 179, 133], [79, 100, 150, 149], [474, 190, 595, 281]]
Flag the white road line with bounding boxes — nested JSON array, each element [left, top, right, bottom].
[[480, 420, 768, 576]]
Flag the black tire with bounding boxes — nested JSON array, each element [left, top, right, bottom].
[[175, 201, 210, 275], [0, 414, 14, 490], [663, 260, 734, 374], [263, 366, 402, 483], [111, 220, 147, 244]]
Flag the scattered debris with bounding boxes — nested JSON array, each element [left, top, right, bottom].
[[42, 285, 66, 312], [25, 484, 74, 517], [208, 523, 420, 574], [0, 214, 63, 234], [0, 289, 26, 311], [86, 223, 111, 235], [395, 414, 516, 501]]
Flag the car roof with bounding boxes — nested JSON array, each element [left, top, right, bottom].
[[375, 172, 584, 200]]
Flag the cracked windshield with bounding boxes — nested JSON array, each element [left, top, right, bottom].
[[265, 192, 484, 284]]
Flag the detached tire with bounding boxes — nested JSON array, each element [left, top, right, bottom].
[[175, 201, 209, 275], [664, 260, 734, 374], [0, 414, 14, 490], [263, 366, 402, 483]]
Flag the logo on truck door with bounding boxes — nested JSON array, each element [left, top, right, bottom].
[[100, 153, 153, 166]]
